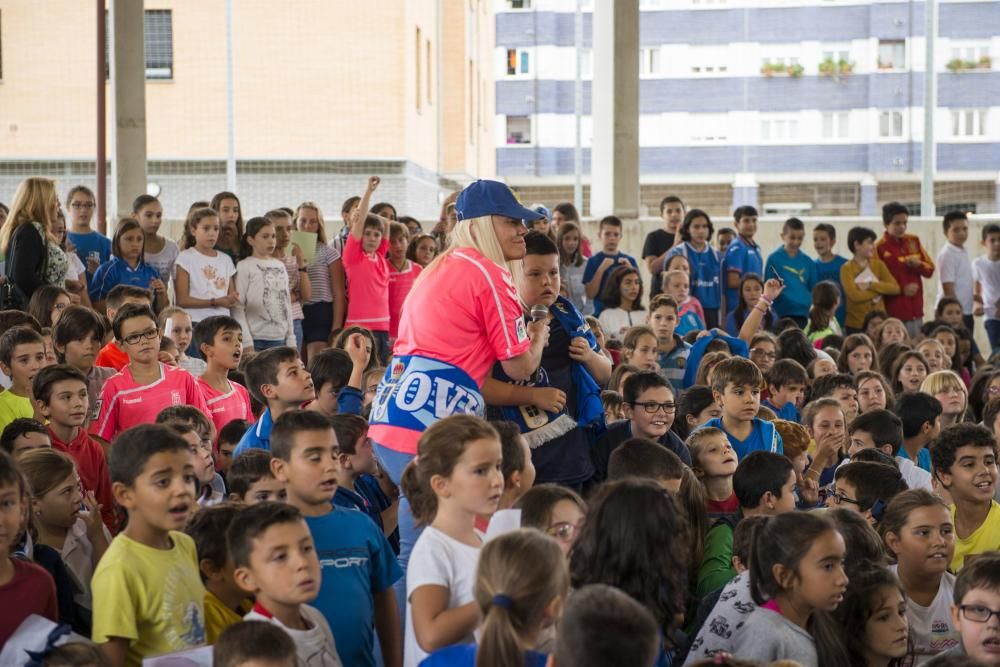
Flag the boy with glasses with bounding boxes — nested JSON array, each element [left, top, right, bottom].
[[943, 552, 1000, 664], [96, 303, 209, 442], [65, 185, 111, 277], [590, 371, 691, 484]]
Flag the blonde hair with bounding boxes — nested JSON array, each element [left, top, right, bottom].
[[921, 370, 968, 413], [415, 215, 523, 291], [294, 202, 328, 244], [0, 177, 58, 255], [475, 529, 569, 667], [18, 448, 75, 499]]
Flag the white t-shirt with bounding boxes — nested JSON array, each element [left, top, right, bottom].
[[598, 308, 649, 342], [889, 566, 959, 664], [937, 243, 974, 314], [174, 248, 237, 322], [145, 239, 180, 287], [245, 604, 343, 667], [897, 456, 933, 491], [404, 526, 481, 667], [973, 255, 1000, 320]]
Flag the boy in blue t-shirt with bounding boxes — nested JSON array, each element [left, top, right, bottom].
[[65, 184, 111, 279], [764, 217, 817, 326], [233, 347, 316, 456], [271, 409, 402, 667], [762, 359, 807, 423], [702, 357, 783, 460], [813, 223, 848, 326], [583, 216, 638, 316], [722, 205, 763, 316], [895, 391, 943, 473]]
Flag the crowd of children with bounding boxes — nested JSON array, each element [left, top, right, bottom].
[[3, 174, 1000, 667]]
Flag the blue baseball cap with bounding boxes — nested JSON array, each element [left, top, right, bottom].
[[455, 180, 543, 223]]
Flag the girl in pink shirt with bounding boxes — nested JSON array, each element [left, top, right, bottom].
[[387, 222, 422, 343]]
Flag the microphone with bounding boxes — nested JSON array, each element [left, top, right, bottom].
[[529, 304, 549, 322]]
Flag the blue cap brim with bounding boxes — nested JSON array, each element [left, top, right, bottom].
[[513, 204, 544, 222]]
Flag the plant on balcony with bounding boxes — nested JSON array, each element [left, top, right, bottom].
[[948, 57, 992, 73], [787, 63, 804, 78], [819, 57, 855, 81], [761, 61, 803, 78], [979, 55, 992, 69]]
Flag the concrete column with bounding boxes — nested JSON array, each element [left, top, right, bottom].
[[860, 174, 879, 216], [995, 172, 1000, 215], [732, 173, 759, 211], [589, 0, 639, 219], [110, 0, 148, 220]]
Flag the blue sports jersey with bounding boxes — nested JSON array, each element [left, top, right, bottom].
[[668, 243, 722, 310], [702, 416, 784, 460], [723, 236, 763, 314], [67, 230, 112, 279], [88, 257, 161, 303]]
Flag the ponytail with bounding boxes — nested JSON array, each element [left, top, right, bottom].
[[183, 207, 219, 250], [240, 216, 273, 260], [475, 529, 569, 667], [749, 512, 836, 604]]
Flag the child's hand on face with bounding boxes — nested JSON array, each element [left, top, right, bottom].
[[80, 490, 103, 539]]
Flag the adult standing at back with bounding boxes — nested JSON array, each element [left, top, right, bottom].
[[368, 180, 549, 571], [643, 195, 685, 299], [0, 177, 70, 308]]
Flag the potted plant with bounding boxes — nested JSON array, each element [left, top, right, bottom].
[[787, 63, 804, 78], [819, 57, 836, 77], [947, 58, 965, 73], [979, 55, 992, 69]]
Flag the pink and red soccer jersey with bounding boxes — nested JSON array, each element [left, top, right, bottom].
[[96, 364, 210, 442], [394, 248, 531, 386], [195, 377, 254, 440], [388, 260, 422, 340], [342, 234, 390, 332]]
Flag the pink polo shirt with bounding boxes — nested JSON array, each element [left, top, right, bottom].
[[97, 364, 210, 442], [394, 248, 531, 386], [388, 260, 422, 339], [342, 234, 390, 332], [195, 377, 254, 440]]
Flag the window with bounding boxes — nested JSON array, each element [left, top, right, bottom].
[[506, 0, 531, 8], [761, 55, 799, 69], [822, 49, 850, 63], [879, 110, 904, 138], [426, 40, 433, 104], [760, 117, 799, 141], [951, 109, 987, 137], [878, 40, 905, 70], [104, 10, 174, 79], [689, 46, 728, 75], [690, 114, 728, 143], [579, 48, 593, 79], [821, 111, 850, 139], [506, 116, 532, 145], [640, 47, 662, 76], [506, 48, 531, 76], [950, 44, 990, 63]]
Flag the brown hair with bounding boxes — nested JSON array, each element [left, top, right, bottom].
[[182, 207, 220, 250], [772, 419, 811, 461], [621, 326, 657, 366], [19, 447, 75, 499], [695, 350, 732, 387], [879, 488, 949, 559], [710, 356, 762, 394]]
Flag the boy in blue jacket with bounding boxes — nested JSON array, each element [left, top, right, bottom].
[[764, 217, 816, 327], [702, 357, 783, 460]]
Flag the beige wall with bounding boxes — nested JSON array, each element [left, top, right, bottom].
[[0, 0, 493, 177]]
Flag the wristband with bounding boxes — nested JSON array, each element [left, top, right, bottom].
[[210, 298, 216, 307], [759, 295, 773, 307], [298, 267, 308, 273]]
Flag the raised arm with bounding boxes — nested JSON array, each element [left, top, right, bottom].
[[351, 176, 381, 241], [738, 279, 784, 344]]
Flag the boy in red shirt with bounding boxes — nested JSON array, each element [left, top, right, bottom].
[[33, 364, 117, 532], [94, 285, 155, 371], [342, 176, 391, 362], [876, 202, 935, 338], [193, 316, 254, 439]]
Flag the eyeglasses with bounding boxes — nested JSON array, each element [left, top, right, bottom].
[[826, 488, 863, 507], [70, 202, 95, 209], [121, 328, 159, 346], [988, 386, 1000, 396], [547, 521, 583, 541], [631, 401, 676, 414], [960, 605, 1000, 624], [751, 348, 777, 360]]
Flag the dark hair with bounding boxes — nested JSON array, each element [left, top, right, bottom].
[[182, 207, 221, 250], [185, 504, 242, 582], [406, 233, 437, 264], [569, 479, 688, 641], [213, 620, 297, 667], [848, 226, 877, 253], [734, 451, 794, 509], [732, 273, 771, 331], [555, 221, 585, 268], [930, 423, 998, 479], [329, 413, 368, 456], [609, 363, 639, 395], [984, 397, 1000, 434], [553, 202, 580, 223], [0, 326, 45, 366], [239, 216, 274, 260], [490, 420, 527, 482], [834, 461, 908, 515], [814, 223, 836, 241], [776, 328, 817, 369], [982, 223, 1000, 242], [523, 229, 558, 256], [811, 373, 855, 400], [111, 302, 156, 342], [935, 297, 964, 323], [131, 193, 159, 215], [807, 281, 841, 333], [211, 191, 244, 236], [243, 346, 301, 404], [621, 370, 670, 405], [598, 215, 623, 230], [27, 285, 71, 330], [109, 424, 191, 486], [553, 584, 659, 667], [672, 385, 716, 440], [660, 195, 684, 213], [32, 364, 87, 406], [601, 266, 644, 311], [0, 418, 48, 454], [608, 437, 685, 482], [930, 325, 963, 374], [332, 327, 379, 372], [155, 405, 213, 441], [893, 391, 944, 438], [732, 514, 768, 570], [516, 483, 586, 532], [307, 348, 353, 396], [52, 305, 105, 356], [838, 333, 877, 375], [110, 218, 145, 264], [953, 551, 1000, 605], [40, 642, 113, 667], [968, 370, 1000, 423], [194, 315, 243, 356], [783, 216, 805, 233], [710, 356, 763, 394], [878, 341, 911, 378], [680, 209, 714, 243], [401, 415, 500, 525], [882, 202, 909, 225], [833, 566, 909, 667], [270, 410, 335, 462], [341, 195, 361, 215], [766, 358, 808, 390], [849, 409, 904, 456], [0, 310, 42, 334], [890, 351, 929, 395], [105, 284, 152, 310], [227, 449, 275, 500], [733, 205, 758, 221], [227, 501, 305, 568]]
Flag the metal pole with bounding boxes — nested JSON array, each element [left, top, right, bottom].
[[436, 0, 444, 198], [225, 0, 237, 191], [96, 0, 106, 235], [573, 0, 583, 213], [921, 0, 937, 217]]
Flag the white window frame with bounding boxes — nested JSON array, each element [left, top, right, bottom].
[[639, 47, 663, 77], [688, 45, 729, 76], [877, 39, 906, 71], [505, 47, 533, 77], [951, 109, 987, 138], [760, 115, 800, 143], [505, 115, 534, 146], [878, 110, 905, 139], [821, 111, 850, 140], [689, 113, 729, 143]]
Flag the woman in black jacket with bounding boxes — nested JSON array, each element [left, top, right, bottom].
[[0, 177, 68, 305]]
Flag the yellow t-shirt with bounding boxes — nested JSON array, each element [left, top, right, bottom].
[[0, 389, 34, 434], [203, 590, 252, 644], [91, 531, 206, 666], [951, 501, 1000, 571]]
